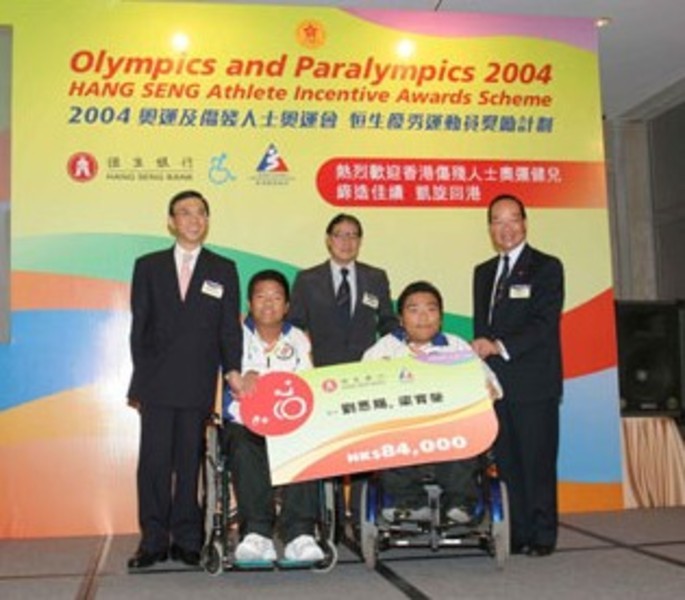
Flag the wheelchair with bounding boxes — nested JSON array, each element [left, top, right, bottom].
[[201, 413, 339, 575], [356, 453, 510, 569]]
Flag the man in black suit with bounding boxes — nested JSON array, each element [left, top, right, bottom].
[[127, 190, 243, 569], [472, 194, 564, 557], [288, 213, 398, 367]]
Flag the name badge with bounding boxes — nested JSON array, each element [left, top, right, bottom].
[[362, 292, 379, 309], [202, 280, 224, 299], [509, 284, 531, 299]]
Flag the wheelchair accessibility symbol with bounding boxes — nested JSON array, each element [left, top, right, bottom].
[[208, 152, 237, 185], [242, 372, 314, 437]]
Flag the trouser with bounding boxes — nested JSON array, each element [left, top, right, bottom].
[[226, 422, 320, 543], [494, 397, 560, 548], [380, 458, 479, 509], [137, 404, 206, 553]]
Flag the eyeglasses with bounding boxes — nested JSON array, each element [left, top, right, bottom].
[[173, 209, 208, 220], [330, 232, 361, 241], [490, 217, 523, 228]]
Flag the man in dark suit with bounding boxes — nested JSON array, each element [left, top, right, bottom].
[[288, 213, 398, 527], [127, 190, 243, 569], [288, 213, 398, 366], [472, 194, 564, 557]]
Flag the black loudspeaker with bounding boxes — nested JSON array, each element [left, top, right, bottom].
[[615, 300, 685, 418]]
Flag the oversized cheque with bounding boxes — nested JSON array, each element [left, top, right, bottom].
[[242, 351, 498, 485]]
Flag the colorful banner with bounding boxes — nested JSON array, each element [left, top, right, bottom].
[[0, 1, 622, 538], [242, 354, 497, 485]]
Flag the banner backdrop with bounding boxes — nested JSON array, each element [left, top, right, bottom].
[[0, 0, 622, 538]]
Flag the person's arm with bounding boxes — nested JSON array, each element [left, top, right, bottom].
[[471, 263, 503, 360], [287, 272, 308, 332], [219, 260, 243, 389], [471, 337, 503, 360], [127, 257, 149, 408], [376, 270, 399, 336], [296, 330, 313, 370]]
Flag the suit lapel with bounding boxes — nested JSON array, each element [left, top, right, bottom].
[[351, 264, 365, 323], [321, 261, 337, 307], [491, 245, 532, 319], [508, 245, 533, 287], [160, 248, 183, 304], [485, 258, 498, 291]]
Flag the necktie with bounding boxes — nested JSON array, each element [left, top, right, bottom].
[[336, 267, 351, 321], [179, 252, 193, 300], [493, 254, 510, 306]]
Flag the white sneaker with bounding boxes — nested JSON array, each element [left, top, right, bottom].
[[284, 534, 324, 562], [235, 533, 277, 562], [447, 506, 472, 524], [381, 507, 398, 522]]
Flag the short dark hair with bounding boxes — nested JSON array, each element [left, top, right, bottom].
[[168, 190, 210, 217], [487, 194, 526, 223], [397, 281, 443, 315], [325, 213, 363, 237], [248, 269, 290, 302]]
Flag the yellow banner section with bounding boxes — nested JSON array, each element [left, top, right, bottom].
[[7, 1, 610, 313]]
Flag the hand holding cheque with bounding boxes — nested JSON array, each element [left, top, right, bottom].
[[237, 351, 501, 486]]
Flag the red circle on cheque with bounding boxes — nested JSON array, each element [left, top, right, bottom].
[[241, 371, 314, 437]]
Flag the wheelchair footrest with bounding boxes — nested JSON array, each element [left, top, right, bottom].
[[232, 559, 275, 570], [276, 558, 320, 570]]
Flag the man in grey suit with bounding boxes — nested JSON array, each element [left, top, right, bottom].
[[127, 190, 243, 569], [288, 213, 398, 528], [288, 213, 398, 367]]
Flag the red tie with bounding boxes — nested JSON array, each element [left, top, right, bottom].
[[179, 252, 193, 300]]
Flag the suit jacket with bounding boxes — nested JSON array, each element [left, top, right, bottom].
[[128, 246, 242, 411], [288, 261, 398, 366], [473, 244, 564, 404]]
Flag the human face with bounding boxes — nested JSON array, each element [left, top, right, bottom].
[[400, 292, 442, 345], [249, 280, 289, 330], [326, 220, 362, 265], [489, 198, 527, 253], [168, 197, 209, 250]]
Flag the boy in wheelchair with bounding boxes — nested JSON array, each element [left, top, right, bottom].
[[224, 269, 324, 564], [362, 281, 502, 525]]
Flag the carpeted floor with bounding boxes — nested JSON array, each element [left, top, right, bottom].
[[1, 507, 684, 599]]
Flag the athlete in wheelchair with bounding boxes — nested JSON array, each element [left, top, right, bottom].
[[201, 270, 337, 574], [355, 281, 508, 567]]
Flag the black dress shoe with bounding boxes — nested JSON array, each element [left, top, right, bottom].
[[510, 543, 530, 555], [527, 544, 555, 557], [170, 543, 201, 566], [127, 548, 168, 569]]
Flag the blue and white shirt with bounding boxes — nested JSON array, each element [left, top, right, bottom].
[[223, 316, 312, 422], [363, 328, 502, 397]]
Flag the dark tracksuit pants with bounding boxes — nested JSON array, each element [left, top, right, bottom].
[[380, 458, 480, 510], [225, 422, 320, 543]]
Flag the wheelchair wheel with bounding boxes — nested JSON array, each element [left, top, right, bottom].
[[322, 480, 337, 544], [201, 539, 223, 576], [360, 527, 378, 569], [204, 424, 219, 537], [312, 538, 339, 574], [310, 480, 339, 573], [491, 480, 510, 569], [359, 479, 378, 569]]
